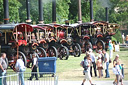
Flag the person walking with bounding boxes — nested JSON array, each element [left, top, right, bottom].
[[28, 53, 38, 80], [113, 54, 122, 85], [89, 49, 97, 77], [0, 53, 7, 85], [15, 55, 26, 85], [113, 61, 123, 85], [109, 40, 113, 58], [102, 50, 110, 78], [81, 54, 95, 85]]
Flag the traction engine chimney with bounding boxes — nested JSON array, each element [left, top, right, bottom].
[[3, 0, 9, 24]]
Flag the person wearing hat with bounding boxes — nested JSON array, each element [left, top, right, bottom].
[[28, 53, 38, 80], [89, 49, 97, 77], [15, 55, 26, 85]]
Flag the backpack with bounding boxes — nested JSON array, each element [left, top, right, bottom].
[[83, 59, 88, 71]]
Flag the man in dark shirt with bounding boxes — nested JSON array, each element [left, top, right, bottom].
[[28, 53, 38, 80], [0, 53, 7, 85]]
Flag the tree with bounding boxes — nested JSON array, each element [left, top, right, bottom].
[[69, 0, 98, 23], [0, 0, 21, 23]]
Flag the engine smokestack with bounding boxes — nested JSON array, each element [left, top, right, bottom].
[[26, 0, 31, 23], [78, 0, 82, 24], [105, 7, 109, 22], [3, 0, 9, 24], [52, 0, 56, 23], [38, 0, 44, 24], [90, 0, 93, 22]]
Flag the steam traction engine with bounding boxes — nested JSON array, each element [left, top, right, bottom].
[[55, 24, 81, 58], [0, 23, 46, 69]]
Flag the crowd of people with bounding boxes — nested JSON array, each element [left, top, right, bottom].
[[81, 47, 124, 85]]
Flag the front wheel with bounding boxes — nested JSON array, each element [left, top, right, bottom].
[[96, 40, 105, 50], [10, 51, 27, 70], [84, 41, 92, 52], [73, 43, 81, 57], [47, 46, 58, 58], [35, 47, 47, 57], [58, 46, 69, 60]]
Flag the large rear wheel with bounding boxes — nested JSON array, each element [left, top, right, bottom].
[[84, 41, 92, 52], [47, 46, 58, 58], [73, 43, 81, 57], [59, 46, 69, 60]]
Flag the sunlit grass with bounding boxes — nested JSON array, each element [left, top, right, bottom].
[[7, 47, 128, 81]]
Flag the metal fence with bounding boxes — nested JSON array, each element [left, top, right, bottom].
[[0, 72, 58, 85]]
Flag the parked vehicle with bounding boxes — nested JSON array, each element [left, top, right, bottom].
[[0, 23, 46, 69]]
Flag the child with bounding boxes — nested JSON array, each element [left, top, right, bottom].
[[96, 56, 103, 78]]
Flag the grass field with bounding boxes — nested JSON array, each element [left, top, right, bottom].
[[7, 47, 128, 81], [56, 47, 128, 81]]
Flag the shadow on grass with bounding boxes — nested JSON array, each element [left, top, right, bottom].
[[120, 47, 128, 51]]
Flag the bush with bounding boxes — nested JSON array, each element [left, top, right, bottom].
[[113, 30, 122, 43]]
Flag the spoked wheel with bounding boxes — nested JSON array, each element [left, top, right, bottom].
[[35, 47, 47, 57], [47, 46, 58, 57], [73, 43, 81, 57], [96, 40, 105, 50], [84, 41, 92, 52], [20, 46, 29, 55], [10, 51, 27, 70], [59, 46, 69, 60]]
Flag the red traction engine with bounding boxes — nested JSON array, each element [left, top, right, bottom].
[[56, 24, 81, 58]]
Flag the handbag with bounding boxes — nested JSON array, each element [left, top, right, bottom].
[[109, 59, 112, 63]]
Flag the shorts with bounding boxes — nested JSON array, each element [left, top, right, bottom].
[[97, 67, 103, 70], [116, 75, 123, 83], [84, 71, 91, 80]]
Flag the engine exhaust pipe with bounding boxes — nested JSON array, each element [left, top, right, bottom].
[[38, 0, 44, 24], [105, 7, 109, 22], [52, 0, 56, 23], [3, 0, 9, 24], [78, 0, 82, 24], [26, 0, 31, 23], [90, 0, 93, 22]]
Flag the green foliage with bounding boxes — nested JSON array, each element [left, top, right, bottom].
[[0, 0, 4, 23], [56, 0, 70, 24], [0, 0, 128, 26], [0, 0, 21, 23], [113, 30, 122, 43]]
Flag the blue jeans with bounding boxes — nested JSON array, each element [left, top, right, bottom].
[[19, 68, 26, 85], [0, 70, 7, 85], [105, 62, 110, 77]]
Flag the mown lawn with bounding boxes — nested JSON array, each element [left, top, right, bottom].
[[7, 47, 128, 81], [56, 47, 128, 81]]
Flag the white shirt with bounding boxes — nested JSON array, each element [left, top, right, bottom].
[[104, 53, 109, 62], [33, 57, 37, 65], [90, 52, 95, 62], [15, 59, 25, 71], [115, 65, 122, 75]]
